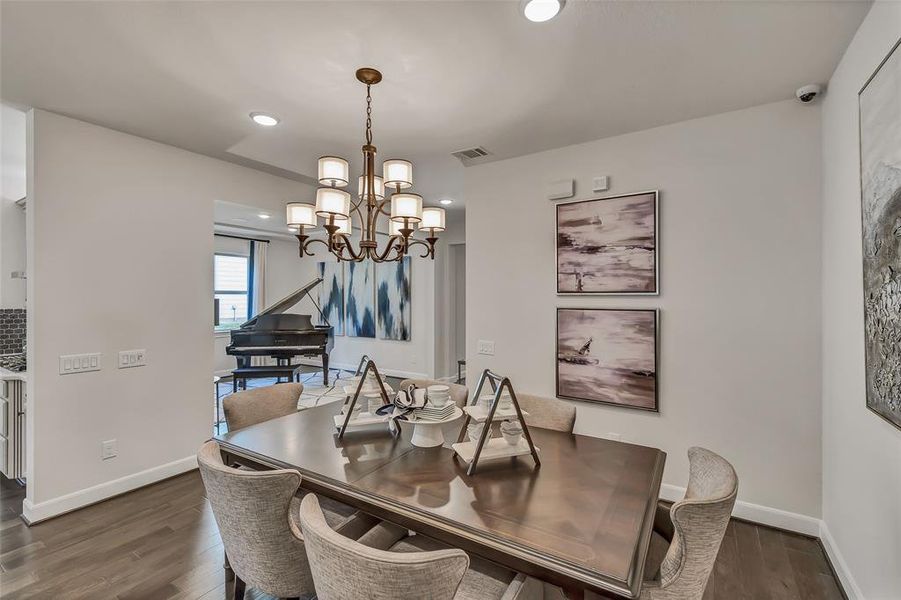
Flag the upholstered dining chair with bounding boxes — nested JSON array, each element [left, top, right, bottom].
[[223, 382, 303, 431], [299, 494, 529, 600], [400, 378, 469, 408], [198, 441, 381, 600], [639, 447, 738, 600], [514, 394, 576, 433]]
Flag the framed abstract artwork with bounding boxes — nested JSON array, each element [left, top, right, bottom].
[[346, 260, 376, 338], [376, 257, 412, 341], [859, 38, 901, 430], [556, 308, 658, 412], [556, 190, 658, 295], [316, 262, 344, 336]]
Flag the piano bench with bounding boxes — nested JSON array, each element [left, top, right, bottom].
[[231, 365, 305, 392]]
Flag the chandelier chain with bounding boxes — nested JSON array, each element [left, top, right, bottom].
[[365, 84, 372, 145]]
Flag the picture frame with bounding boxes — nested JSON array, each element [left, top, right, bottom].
[[555, 190, 659, 295], [555, 307, 659, 412], [858, 37, 901, 431]]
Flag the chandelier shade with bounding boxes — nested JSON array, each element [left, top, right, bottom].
[[358, 174, 385, 200], [318, 156, 350, 187], [420, 207, 446, 232], [315, 188, 351, 218], [286, 202, 317, 228], [333, 215, 352, 235], [390, 193, 423, 223], [383, 159, 413, 190]]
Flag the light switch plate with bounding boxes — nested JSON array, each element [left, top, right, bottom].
[[477, 340, 495, 356], [118, 349, 147, 369], [101, 439, 117, 460], [59, 353, 101, 375]]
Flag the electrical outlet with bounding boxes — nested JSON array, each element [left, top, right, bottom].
[[101, 439, 117, 460], [118, 349, 147, 369], [477, 340, 495, 356], [59, 353, 101, 375]]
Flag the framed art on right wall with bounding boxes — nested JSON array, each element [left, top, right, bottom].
[[556, 190, 658, 295], [859, 37, 901, 431], [556, 308, 658, 412]]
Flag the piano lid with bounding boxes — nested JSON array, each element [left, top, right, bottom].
[[239, 277, 326, 329]]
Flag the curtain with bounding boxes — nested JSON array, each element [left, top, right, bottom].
[[251, 239, 267, 314], [250, 240, 267, 366]]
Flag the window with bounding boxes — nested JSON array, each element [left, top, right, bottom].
[[214, 253, 252, 331]]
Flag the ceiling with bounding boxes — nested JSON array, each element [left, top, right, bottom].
[[1, 1, 871, 208]]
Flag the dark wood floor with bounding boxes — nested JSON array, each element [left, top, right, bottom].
[[0, 472, 844, 600]]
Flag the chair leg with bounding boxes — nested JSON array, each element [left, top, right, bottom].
[[233, 575, 246, 600], [224, 550, 234, 581]]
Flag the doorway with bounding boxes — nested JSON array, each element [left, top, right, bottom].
[[448, 243, 466, 382]]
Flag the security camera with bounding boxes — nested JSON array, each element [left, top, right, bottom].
[[796, 84, 823, 103]]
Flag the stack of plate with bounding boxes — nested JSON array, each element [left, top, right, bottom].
[[415, 402, 456, 422]]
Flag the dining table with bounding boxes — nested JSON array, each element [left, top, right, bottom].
[[214, 401, 666, 599]]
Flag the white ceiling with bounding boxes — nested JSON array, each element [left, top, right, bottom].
[[1, 1, 870, 208]]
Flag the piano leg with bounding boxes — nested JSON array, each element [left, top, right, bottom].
[[322, 353, 330, 385]]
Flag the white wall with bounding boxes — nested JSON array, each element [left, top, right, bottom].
[[1, 104, 27, 309], [465, 100, 823, 521], [26, 110, 308, 520], [821, 3, 901, 598]]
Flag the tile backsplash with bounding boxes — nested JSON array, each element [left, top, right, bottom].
[[0, 309, 26, 354]]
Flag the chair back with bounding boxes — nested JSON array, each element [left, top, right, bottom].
[[400, 378, 468, 408], [515, 394, 576, 433], [298, 494, 469, 600], [223, 382, 303, 431], [197, 441, 313, 598], [654, 447, 738, 599]]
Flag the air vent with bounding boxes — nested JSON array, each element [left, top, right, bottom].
[[451, 146, 491, 162]]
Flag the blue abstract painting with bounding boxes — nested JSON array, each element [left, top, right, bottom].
[[317, 262, 344, 336], [346, 261, 375, 338], [376, 257, 411, 341]]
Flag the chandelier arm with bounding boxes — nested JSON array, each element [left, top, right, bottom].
[[375, 196, 392, 217], [350, 203, 366, 232], [296, 235, 331, 257], [333, 233, 365, 262], [406, 237, 438, 260], [371, 235, 405, 262]]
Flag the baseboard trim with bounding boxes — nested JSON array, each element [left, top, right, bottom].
[[819, 520, 862, 600], [22, 455, 197, 524], [659, 484, 821, 536]]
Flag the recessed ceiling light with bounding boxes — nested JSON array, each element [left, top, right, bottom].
[[439, 199, 454, 205], [250, 112, 280, 127], [521, 0, 564, 22], [258, 213, 271, 219]]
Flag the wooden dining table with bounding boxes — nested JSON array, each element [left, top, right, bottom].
[[214, 402, 666, 599]]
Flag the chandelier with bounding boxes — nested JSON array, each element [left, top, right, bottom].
[[286, 67, 445, 263]]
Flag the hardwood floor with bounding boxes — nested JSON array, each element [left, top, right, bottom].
[[0, 472, 845, 600]]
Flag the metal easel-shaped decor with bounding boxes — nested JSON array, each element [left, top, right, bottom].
[[453, 369, 540, 476], [336, 355, 393, 438]]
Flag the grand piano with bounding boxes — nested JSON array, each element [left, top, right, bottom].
[[226, 278, 334, 385]]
